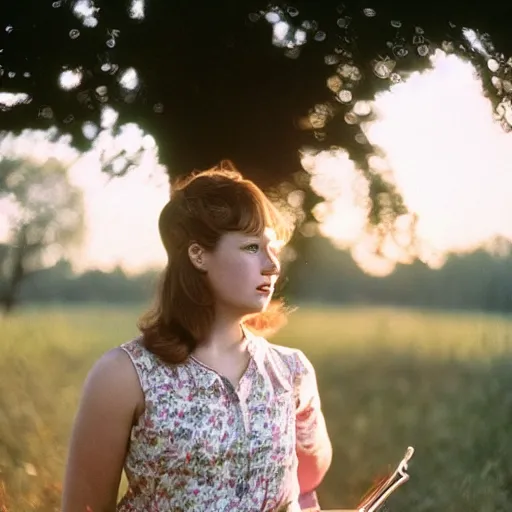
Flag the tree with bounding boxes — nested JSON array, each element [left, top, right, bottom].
[[0, 157, 85, 313], [1, 0, 511, 266]]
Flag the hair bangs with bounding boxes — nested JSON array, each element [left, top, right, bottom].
[[229, 186, 292, 244], [231, 192, 267, 236]]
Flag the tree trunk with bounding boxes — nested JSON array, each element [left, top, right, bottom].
[[1, 258, 25, 315], [1, 228, 27, 316]]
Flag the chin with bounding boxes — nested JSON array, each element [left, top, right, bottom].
[[229, 294, 273, 317]]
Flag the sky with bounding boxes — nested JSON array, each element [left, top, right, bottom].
[[0, 123, 169, 275], [302, 50, 512, 275], [1, 49, 512, 277]]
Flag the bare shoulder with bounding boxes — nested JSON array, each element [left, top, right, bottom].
[[81, 346, 144, 418], [86, 346, 139, 387]]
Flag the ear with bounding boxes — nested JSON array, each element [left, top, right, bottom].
[[188, 242, 207, 272]]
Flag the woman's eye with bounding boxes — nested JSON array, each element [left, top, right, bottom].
[[245, 244, 259, 253]]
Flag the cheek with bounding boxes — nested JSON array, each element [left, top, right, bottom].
[[207, 256, 252, 297]]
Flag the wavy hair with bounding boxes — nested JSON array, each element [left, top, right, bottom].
[[137, 161, 294, 365]]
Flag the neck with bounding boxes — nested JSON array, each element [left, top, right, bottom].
[[196, 314, 248, 355]]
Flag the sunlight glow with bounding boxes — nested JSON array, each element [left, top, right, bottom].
[[72, 0, 99, 27], [59, 69, 83, 90], [101, 106, 119, 129], [273, 21, 290, 44], [307, 50, 512, 275], [73, 0, 95, 18], [0, 92, 30, 108], [462, 28, 491, 58], [129, 0, 145, 20], [82, 121, 99, 140], [119, 68, 139, 91], [69, 151, 169, 274]]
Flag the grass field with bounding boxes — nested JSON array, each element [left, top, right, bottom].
[[1, 304, 512, 511]]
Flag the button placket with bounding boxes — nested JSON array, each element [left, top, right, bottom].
[[222, 376, 252, 501], [188, 349, 259, 504]]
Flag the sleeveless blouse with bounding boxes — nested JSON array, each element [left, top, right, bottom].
[[117, 328, 326, 511]]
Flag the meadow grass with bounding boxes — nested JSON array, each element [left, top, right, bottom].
[[1, 304, 512, 511]]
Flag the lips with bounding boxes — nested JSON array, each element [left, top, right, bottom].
[[256, 284, 272, 293]]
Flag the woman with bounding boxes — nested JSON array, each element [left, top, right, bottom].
[[62, 162, 333, 511]]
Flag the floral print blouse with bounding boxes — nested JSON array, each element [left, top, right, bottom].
[[117, 327, 328, 512]]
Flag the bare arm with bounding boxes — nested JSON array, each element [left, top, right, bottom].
[[295, 351, 333, 495], [61, 348, 143, 512]]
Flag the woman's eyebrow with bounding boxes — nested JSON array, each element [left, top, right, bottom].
[[241, 232, 282, 246], [241, 234, 261, 241]]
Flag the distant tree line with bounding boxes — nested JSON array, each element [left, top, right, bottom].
[[3, 237, 512, 314], [288, 237, 512, 313], [3, 259, 159, 305]]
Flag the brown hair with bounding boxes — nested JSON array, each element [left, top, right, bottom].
[[137, 161, 294, 365]]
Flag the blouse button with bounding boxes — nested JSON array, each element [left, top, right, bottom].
[[235, 480, 249, 498]]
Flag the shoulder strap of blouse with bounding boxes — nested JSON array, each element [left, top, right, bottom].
[[119, 336, 158, 394]]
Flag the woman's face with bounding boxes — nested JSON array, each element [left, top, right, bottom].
[[193, 227, 282, 317]]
